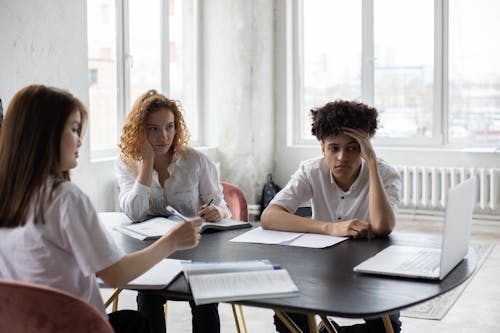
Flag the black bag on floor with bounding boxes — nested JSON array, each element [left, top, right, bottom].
[[258, 174, 281, 219]]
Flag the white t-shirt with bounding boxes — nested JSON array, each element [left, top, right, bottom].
[[271, 157, 401, 223], [115, 148, 230, 221], [0, 178, 125, 314]]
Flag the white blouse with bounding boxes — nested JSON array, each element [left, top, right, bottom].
[[271, 157, 401, 223], [115, 148, 230, 221], [0, 178, 125, 314]]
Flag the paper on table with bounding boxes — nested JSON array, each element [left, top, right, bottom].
[[230, 227, 347, 248], [283, 233, 347, 248], [98, 258, 185, 290], [230, 227, 303, 244]]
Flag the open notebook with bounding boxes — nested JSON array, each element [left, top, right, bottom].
[[106, 212, 251, 241], [354, 178, 475, 280], [181, 260, 299, 305]]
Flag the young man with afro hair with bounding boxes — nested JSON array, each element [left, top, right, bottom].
[[261, 100, 402, 333]]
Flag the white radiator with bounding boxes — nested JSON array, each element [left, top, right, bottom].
[[395, 166, 500, 214]]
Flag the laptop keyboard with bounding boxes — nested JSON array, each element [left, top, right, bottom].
[[396, 250, 440, 273]]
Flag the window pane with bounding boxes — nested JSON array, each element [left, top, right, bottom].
[[87, 0, 118, 151], [374, 0, 434, 138], [129, 0, 161, 102], [449, 0, 500, 146], [302, 0, 361, 139], [169, 0, 198, 141]]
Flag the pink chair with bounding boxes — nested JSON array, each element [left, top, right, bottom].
[[0, 278, 114, 333], [221, 181, 249, 222]]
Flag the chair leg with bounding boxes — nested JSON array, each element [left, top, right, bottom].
[[319, 315, 339, 333], [381, 315, 394, 333], [231, 304, 242, 333], [238, 305, 248, 333], [103, 288, 122, 310], [112, 293, 119, 312]]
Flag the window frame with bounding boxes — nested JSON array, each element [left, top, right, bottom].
[[289, 0, 491, 149], [90, 0, 201, 160]]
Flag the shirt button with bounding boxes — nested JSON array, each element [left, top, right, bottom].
[[338, 217, 342, 220], [341, 196, 345, 199]]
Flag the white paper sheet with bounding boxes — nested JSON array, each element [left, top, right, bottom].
[[229, 227, 303, 244], [98, 258, 186, 290], [230, 227, 347, 248]]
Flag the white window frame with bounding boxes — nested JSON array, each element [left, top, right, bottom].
[[91, 0, 201, 160], [289, 0, 464, 148]]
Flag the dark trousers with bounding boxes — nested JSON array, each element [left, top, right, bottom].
[[274, 311, 401, 333], [108, 309, 150, 333], [137, 292, 220, 333]]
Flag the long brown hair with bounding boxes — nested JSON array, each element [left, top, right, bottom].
[[118, 89, 190, 167], [0, 85, 87, 227]]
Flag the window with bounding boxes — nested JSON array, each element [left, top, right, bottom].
[[294, 0, 500, 148], [373, 0, 434, 140], [300, 0, 361, 140], [87, 0, 199, 157], [87, 0, 118, 152], [448, 0, 500, 145]]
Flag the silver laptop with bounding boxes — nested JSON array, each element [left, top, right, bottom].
[[353, 178, 475, 280]]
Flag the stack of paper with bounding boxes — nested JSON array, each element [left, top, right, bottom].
[[182, 260, 299, 305]]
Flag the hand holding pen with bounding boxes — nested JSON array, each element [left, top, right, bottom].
[[198, 198, 224, 222], [165, 205, 190, 222], [165, 205, 202, 247]]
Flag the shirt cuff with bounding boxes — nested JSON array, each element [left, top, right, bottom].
[[133, 181, 151, 198]]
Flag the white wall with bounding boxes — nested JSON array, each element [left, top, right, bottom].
[[0, 0, 93, 196], [201, 0, 274, 204]]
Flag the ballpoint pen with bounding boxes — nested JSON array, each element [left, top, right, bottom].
[[200, 198, 214, 218], [165, 205, 188, 222]]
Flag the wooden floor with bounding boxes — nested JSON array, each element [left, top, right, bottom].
[[102, 215, 500, 332]]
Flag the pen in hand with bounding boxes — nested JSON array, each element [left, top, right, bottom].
[[165, 205, 189, 222], [200, 198, 214, 218]]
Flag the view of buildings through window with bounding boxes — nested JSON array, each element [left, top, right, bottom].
[[88, 1, 500, 150], [87, 0, 117, 151], [301, 0, 500, 146], [448, 0, 500, 145]]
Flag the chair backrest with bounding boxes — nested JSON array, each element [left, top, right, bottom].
[[221, 182, 249, 222], [0, 278, 114, 333]]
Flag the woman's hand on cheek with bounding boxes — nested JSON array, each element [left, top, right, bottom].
[[141, 137, 155, 162]]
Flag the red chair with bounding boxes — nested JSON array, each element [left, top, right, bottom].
[[0, 278, 114, 333], [221, 181, 249, 222]]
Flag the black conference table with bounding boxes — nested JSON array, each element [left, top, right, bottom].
[[107, 219, 477, 333]]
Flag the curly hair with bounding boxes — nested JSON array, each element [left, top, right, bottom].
[[118, 90, 190, 166], [311, 100, 378, 141]]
